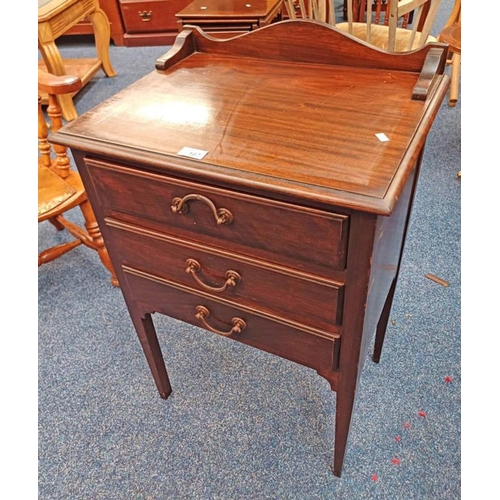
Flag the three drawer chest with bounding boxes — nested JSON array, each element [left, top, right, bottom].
[[52, 20, 449, 476]]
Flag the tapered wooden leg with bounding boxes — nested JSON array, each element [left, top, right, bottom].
[[130, 310, 172, 399], [332, 380, 358, 477], [329, 212, 378, 477], [372, 278, 397, 363]]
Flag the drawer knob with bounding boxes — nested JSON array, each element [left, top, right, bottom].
[[138, 10, 152, 22], [195, 305, 246, 337], [171, 194, 233, 225], [186, 258, 241, 293]]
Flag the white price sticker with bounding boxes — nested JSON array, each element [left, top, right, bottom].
[[375, 133, 390, 142], [177, 147, 209, 160]]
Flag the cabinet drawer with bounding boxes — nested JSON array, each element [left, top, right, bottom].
[[123, 265, 340, 372], [86, 158, 349, 277], [119, 0, 187, 33], [106, 219, 344, 332]]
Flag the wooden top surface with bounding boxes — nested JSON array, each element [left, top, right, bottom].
[[54, 21, 449, 214], [176, 0, 282, 19], [38, 0, 89, 21]]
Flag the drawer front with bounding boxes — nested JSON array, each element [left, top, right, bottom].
[[86, 158, 349, 277], [123, 266, 339, 372], [119, 0, 188, 33], [106, 219, 344, 332], [178, 21, 254, 33]]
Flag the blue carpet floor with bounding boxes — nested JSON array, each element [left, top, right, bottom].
[[37, 2, 461, 498]]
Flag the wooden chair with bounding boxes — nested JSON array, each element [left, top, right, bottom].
[[38, 0, 117, 121], [38, 69, 118, 286], [283, 0, 441, 52], [438, 0, 460, 107]]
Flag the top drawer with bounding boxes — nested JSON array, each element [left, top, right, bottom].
[[85, 158, 349, 277]]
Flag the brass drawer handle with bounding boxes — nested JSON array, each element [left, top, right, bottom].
[[195, 305, 246, 337], [138, 10, 152, 22], [186, 258, 241, 293], [171, 194, 233, 225]]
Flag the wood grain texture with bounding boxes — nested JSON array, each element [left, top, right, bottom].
[[54, 22, 449, 214], [85, 158, 349, 276]]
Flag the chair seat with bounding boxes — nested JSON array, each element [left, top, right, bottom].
[[38, 69, 118, 285], [38, 166, 77, 215], [336, 22, 437, 51], [38, 163, 88, 222]]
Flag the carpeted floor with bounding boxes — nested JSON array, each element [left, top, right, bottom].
[[38, 2, 461, 498]]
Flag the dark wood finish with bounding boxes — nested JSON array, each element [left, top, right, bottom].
[[38, 70, 118, 286], [104, 219, 345, 332], [85, 158, 349, 276], [51, 20, 449, 476], [176, 0, 283, 38], [64, 0, 126, 45], [125, 267, 339, 369]]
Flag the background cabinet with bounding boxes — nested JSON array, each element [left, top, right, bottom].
[[119, 0, 192, 46], [65, 0, 192, 46]]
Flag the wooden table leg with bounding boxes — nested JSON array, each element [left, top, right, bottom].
[[330, 211, 377, 477], [129, 309, 173, 399], [334, 379, 358, 476], [88, 6, 117, 77], [372, 278, 397, 363]]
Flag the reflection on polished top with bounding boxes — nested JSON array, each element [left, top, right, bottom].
[[55, 21, 449, 214]]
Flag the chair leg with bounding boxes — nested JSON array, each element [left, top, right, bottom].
[[48, 216, 65, 231], [79, 199, 119, 287], [39, 239, 82, 266], [448, 52, 461, 107]]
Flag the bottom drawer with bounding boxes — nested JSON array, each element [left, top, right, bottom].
[[123, 266, 339, 373], [105, 219, 344, 333]]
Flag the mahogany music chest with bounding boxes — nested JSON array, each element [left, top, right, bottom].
[[52, 20, 449, 476]]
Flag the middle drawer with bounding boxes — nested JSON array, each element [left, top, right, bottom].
[[105, 218, 344, 333]]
